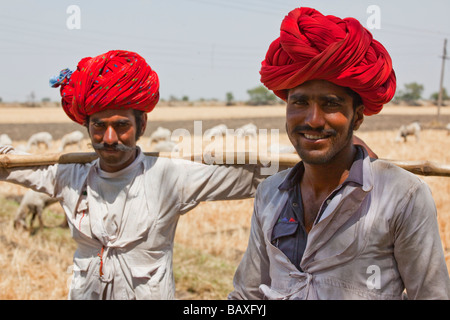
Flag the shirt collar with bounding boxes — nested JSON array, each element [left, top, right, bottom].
[[96, 147, 144, 178], [278, 145, 365, 191]]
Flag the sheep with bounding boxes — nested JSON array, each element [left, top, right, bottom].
[[235, 123, 258, 139], [394, 121, 420, 143], [0, 133, 12, 146], [58, 130, 84, 152], [446, 123, 450, 135], [151, 140, 180, 153], [148, 126, 171, 145], [13, 189, 59, 232], [26, 131, 53, 151], [204, 124, 228, 140]]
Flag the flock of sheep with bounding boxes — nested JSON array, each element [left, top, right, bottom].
[[1, 120, 450, 233], [0, 130, 86, 233], [148, 122, 264, 152], [2, 122, 286, 233], [0, 130, 85, 153]]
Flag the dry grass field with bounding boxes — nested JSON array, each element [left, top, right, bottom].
[[0, 104, 449, 299]]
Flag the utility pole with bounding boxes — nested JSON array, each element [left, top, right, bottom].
[[437, 38, 448, 121]]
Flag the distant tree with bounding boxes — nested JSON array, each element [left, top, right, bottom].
[[41, 97, 51, 103], [430, 88, 449, 102], [246, 85, 277, 105], [394, 82, 424, 103], [26, 91, 36, 107], [168, 95, 179, 106], [169, 95, 178, 102], [182, 95, 189, 102], [225, 92, 234, 106]]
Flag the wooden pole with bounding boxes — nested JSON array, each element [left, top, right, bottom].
[[1, 152, 450, 177], [437, 38, 448, 121]]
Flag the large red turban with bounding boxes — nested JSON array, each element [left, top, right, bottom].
[[260, 7, 396, 115], [50, 50, 160, 124]]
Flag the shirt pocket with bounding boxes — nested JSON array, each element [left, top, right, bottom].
[[272, 221, 299, 241], [271, 221, 300, 265], [130, 262, 165, 299], [73, 196, 91, 237], [69, 256, 101, 299]]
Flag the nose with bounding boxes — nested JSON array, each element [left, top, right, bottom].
[[305, 103, 326, 129], [103, 125, 119, 145]]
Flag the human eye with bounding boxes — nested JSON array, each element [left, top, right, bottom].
[[92, 120, 105, 128], [289, 96, 309, 108], [114, 120, 132, 130], [323, 97, 343, 109], [294, 99, 309, 106], [326, 100, 340, 107]]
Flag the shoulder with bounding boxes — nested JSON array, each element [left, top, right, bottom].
[[371, 158, 426, 187], [261, 168, 291, 186], [143, 155, 202, 170], [256, 168, 292, 199], [56, 162, 93, 182], [370, 159, 434, 207]]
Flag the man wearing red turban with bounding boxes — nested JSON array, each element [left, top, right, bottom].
[[1, 50, 264, 299], [230, 8, 450, 300]]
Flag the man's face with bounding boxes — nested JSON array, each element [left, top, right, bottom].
[[286, 80, 364, 165], [88, 108, 147, 172]]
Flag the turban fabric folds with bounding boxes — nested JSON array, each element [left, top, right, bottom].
[[260, 7, 396, 115], [51, 50, 159, 124]]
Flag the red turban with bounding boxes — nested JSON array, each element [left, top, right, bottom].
[[260, 7, 396, 115], [51, 50, 160, 124]]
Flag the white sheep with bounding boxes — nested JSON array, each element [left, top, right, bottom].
[[394, 121, 420, 143], [14, 189, 59, 232], [235, 123, 258, 139], [148, 126, 171, 145], [204, 124, 228, 140], [0, 133, 12, 146], [59, 130, 84, 152], [26, 131, 53, 151], [151, 140, 180, 152]]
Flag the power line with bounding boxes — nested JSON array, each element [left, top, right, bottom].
[[383, 22, 450, 38]]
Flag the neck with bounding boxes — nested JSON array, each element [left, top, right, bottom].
[[301, 144, 357, 197]]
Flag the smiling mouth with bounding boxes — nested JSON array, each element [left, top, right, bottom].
[[303, 133, 329, 140], [293, 126, 337, 141]]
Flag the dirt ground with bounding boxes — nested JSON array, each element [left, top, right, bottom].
[[1, 104, 449, 141]]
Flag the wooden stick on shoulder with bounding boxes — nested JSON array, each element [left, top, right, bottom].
[[1, 152, 450, 177]]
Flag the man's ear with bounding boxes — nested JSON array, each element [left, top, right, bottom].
[[353, 105, 365, 131]]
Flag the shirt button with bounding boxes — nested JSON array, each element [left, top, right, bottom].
[[292, 202, 298, 207], [326, 199, 331, 205]]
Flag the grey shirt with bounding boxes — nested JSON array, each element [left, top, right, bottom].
[[271, 147, 365, 271], [1, 147, 262, 299], [230, 147, 450, 300]]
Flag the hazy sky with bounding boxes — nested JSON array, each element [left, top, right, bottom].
[[1, 0, 449, 103]]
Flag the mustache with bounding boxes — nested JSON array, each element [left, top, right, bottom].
[[292, 125, 337, 136], [91, 142, 136, 152]]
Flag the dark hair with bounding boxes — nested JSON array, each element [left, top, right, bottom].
[[344, 87, 363, 110], [133, 109, 145, 141], [84, 109, 146, 141]]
